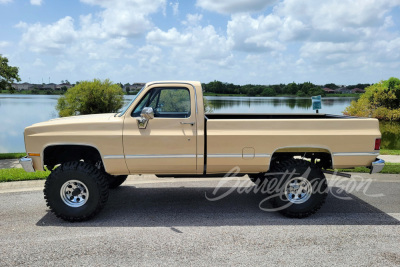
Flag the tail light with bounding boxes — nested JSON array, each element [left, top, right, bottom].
[[374, 138, 381, 150]]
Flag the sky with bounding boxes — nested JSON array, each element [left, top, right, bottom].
[[0, 0, 399, 86]]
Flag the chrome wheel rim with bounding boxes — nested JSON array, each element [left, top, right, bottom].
[[284, 177, 312, 204], [60, 180, 89, 207]]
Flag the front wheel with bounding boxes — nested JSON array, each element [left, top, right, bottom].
[[44, 161, 109, 222], [268, 159, 328, 218]]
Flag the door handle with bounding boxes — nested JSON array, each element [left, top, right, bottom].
[[180, 122, 195, 126]]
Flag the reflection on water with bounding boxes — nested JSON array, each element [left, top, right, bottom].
[[1, 94, 399, 152], [206, 96, 355, 114]]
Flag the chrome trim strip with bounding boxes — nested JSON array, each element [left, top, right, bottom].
[[256, 154, 271, 158], [103, 155, 125, 159], [208, 154, 271, 158], [126, 154, 197, 159], [333, 152, 380, 156]]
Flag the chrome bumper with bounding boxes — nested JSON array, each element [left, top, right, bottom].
[[370, 158, 385, 174], [19, 156, 35, 172]]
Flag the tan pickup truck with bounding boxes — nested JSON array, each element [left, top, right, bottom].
[[20, 81, 384, 221]]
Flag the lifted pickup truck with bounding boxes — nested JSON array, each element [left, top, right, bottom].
[[20, 81, 385, 221]]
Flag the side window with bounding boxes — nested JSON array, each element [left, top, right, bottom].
[[132, 87, 191, 118]]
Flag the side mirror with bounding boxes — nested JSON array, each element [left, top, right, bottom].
[[137, 107, 154, 129], [141, 107, 154, 120]]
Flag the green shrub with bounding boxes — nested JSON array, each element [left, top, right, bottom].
[[56, 79, 124, 117], [344, 77, 400, 121]]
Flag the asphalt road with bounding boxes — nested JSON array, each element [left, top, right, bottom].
[[0, 174, 400, 266]]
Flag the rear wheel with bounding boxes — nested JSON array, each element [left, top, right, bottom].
[[44, 161, 109, 222], [268, 159, 328, 218]]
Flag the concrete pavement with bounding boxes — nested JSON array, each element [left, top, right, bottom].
[[0, 173, 399, 266]]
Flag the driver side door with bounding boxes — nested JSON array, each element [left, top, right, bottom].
[[123, 85, 197, 174]]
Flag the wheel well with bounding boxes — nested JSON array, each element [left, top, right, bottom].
[[43, 145, 103, 169], [270, 151, 332, 170]]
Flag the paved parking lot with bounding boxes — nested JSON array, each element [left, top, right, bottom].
[[0, 174, 399, 266]]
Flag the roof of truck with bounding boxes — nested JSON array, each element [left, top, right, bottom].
[[145, 81, 201, 87]]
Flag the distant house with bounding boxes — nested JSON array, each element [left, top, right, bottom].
[[131, 83, 145, 90], [334, 87, 352, 94], [351, 88, 365, 93], [56, 83, 73, 90], [322, 88, 335, 94], [43, 83, 57, 90], [123, 82, 145, 92], [12, 82, 31, 90]]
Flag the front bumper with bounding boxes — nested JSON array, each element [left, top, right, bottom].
[[370, 158, 385, 174], [19, 156, 35, 172]]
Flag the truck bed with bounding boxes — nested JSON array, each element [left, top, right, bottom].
[[204, 113, 380, 173]]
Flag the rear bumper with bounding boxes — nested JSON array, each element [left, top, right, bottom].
[[370, 158, 385, 174], [19, 156, 35, 172]]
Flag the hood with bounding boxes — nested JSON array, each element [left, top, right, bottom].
[[31, 113, 117, 127], [24, 113, 123, 137]]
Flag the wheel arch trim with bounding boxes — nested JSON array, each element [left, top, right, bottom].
[[269, 146, 334, 168], [42, 143, 105, 171]]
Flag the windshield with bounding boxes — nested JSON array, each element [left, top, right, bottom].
[[117, 86, 145, 117]]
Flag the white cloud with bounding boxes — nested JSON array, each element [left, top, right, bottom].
[[196, 0, 277, 14], [147, 25, 232, 66], [275, 0, 400, 42], [147, 28, 191, 46], [18, 16, 77, 54], [133, 45, 163, 66], [30, 0, 43, 6], [80, 0, 166, 36], [0, 0, 13, 4], [227, 14, 284, 52], [6, 0, 400, 85], [182, 13, 203, 26]]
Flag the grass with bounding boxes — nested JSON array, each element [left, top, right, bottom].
[[335, 163, 400, 174], [0, 153, 26, 160], [380, 149, 400, 155], [0, 168, 50, 182]]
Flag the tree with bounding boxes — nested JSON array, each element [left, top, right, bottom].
[[261, 87, 276, 96], [344, 77, 400, 121], [324, 83, 339, 89], [56, 79, 124, 117], [0, 55, 21, 93]]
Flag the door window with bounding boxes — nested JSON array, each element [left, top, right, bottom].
[[132, 88, 191, 118]]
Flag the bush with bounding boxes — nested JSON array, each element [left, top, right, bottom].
[[343, 77, 400, 121], [56, 79, 124, 117]]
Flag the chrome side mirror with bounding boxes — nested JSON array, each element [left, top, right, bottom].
[[137, 107, 154, 129], [141, 107, 154, 120]]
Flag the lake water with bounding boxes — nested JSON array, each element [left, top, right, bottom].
[[0, 94, 398, 152]]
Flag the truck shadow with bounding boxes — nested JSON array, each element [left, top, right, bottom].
[[37, 184, 400, 227]]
